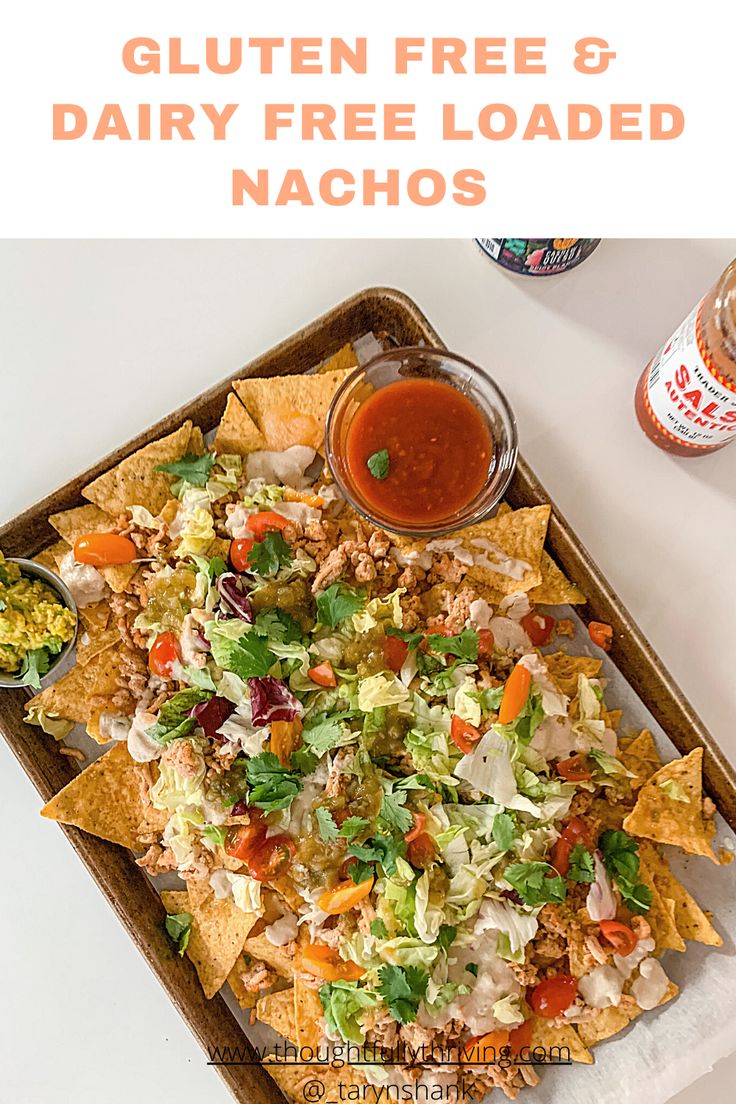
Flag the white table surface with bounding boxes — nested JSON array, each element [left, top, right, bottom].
[[1, 238, 734, 1103]]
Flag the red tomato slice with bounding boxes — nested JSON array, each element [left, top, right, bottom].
[[148, 631, 181, 678], [247, 835, 296, 881], [529, 975, 577, 1018], [477, 629, 495, 657], [520, 612, 556, 647], [550, 836, 574, 877], [588, 621, 614, 651], [550, 816, 592, 876], [498, 663, 532, 725], [556, 753, 593, 782], [73, 532, 138, 566], [383, 634, 409, 673], [406, 832, 437, 869], [308, 661, 337, 688], [450, 713, 482, 754], [246, 511, 288, 541], [225, 815, 266, 861], [599, 920, 638, 956], [508, 1018, 534, 1057], [230, 537, 255, 572], [405, 813, 426, 843]]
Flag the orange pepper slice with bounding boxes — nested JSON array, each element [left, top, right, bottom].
[[317, 876, 374, 915], [270, 717, 303, 768], [460, 1029, 510, 1064], [498, 663, 532, 725], [301, 943, 365, 982]]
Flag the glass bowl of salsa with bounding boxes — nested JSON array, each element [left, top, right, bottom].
[[325, 347, 518, 536]]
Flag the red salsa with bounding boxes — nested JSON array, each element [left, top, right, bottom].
[[344, 378, 493, 526]]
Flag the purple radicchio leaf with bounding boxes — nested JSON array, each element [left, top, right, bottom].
[[191, 696, 236, 742], [249, 676, 301, 727], [192, 626, 211, 651], [216, 572, 253, 622]]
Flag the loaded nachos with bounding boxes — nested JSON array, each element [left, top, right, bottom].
[[15, 346, 726, 1102]]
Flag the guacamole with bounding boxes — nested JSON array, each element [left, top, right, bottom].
[[0, 553, 76, 683]]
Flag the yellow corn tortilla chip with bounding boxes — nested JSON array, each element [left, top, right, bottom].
[[602, 708, 622, 732], [41, 741, 167, 849], [243, 931, 297, 979], [76, 604, 119, 667], [544, 652, 602, 697], [227, 954, 259, 1010], [163, 885, 258, 999], [293, 976, 324, 1050], [256, 987, 298, 1041], [623, 748, 719, 862], [49, 504, 137, 593], [27, 646, 132, 725], [33, 540, 70, 573], [82, 421, 199, 518], [531, 1017, 593, 1064], [319, 342, 359, 374], [528, 551, 587, 605], [233, 369, 352, 453], [639, 841, 722, 946], [214, 392, 267, 457], [576, 983, 678, 1048], [636, 860, 685, 952], [460, 506, 551, 596], [619, 729, 663, 790], [264, 1060, 373, 1104]]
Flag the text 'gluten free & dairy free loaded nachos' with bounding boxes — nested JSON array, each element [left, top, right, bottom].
[[7, 345, 727, 1102]]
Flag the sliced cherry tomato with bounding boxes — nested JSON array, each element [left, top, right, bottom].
[[270, 717, 303, 767], [508, 1018, 534, 1058], [477, 629, 495, 658], [308, 661, 337, 688], [550, 816, 592, 877], [588, 621, 614, 652], [247, 835, 296, 881], [383, 634, 409, 673], [461, 1029, 510, 1064], [405, 812, 426, 843], [317, 876, 374, 915], [230, 537, 255, 572], [521, 611, 556, 647], [406, 832, 437, 869], [246, 511, 289, 541], [450, 713, 482, 754], [599, 920, 638, 956], [529, 975, 577, 1018], [556, 753, 593, 782], [225, 814, 266, 861], [301, 943, 365, 982], [148, 631, 181, 678], [498, 663, 532, 725], [73, 532, 137, 566]]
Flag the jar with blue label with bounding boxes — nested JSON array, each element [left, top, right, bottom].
[[476, 238, 600, 276]]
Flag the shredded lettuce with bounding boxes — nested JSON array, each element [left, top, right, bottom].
[[357, 673, 410, 712]]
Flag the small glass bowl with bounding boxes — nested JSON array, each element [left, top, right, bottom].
[[0, 558, 78, 690], [325, 346, 518, 537]]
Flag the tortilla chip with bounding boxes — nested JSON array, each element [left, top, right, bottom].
[[233, 369, 352, 453], [639, 841, 722, 946], [49, 504, 136, 593], [619, 729, 663, 790], [164, 885, 257, 999], [227, 955, 259, 1009], [623, 748, 719, 862], [293, 976, 324, 1050], [460, 506, 551, 596], [544, 652, 602, 697], [214, 393, 267, 456], [82, 422, 198, 518], [242, 931, 297, 979], [33, 540, 70, 573], [264, 1060, 372, 1104], [319, 343, 359, 374], [636, 860, 686, 952], [531, 1017, 593, 1064], [576, 983, 678, 1048], [257, 988, 298, 1041], [76, 603, 119, 667], [528, 552, 587, 605], [41, 741, 167, 849], [27, 646, 132, 724]]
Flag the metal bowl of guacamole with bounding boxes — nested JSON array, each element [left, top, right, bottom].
[[0, 555, 78, 690]]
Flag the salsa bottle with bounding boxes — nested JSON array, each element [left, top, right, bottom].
[[475, 238, 600, 276], [635, 259, 736, 455]]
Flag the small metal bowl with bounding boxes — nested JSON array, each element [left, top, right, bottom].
[[0, 557, 78, 690]]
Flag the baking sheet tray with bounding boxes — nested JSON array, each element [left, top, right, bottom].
[[1, 287, 735, 1104]]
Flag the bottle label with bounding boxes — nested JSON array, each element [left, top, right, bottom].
[[642, 299, 736, 448]]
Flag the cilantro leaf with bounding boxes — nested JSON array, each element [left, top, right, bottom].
[[316, 806, 340, 842], [339, 816, 370, 841], [302, 711, 357, 757], [146, 688, 212, 745], [425, 629, 479, 663], [378, 788, 413, 835], [492, 812, 517, 853], [165, 911, 192, 956], [437, 925, 457, 953], [504, 861, 567, 907], [209, 630, 275, 679], [348, 834, 406, 877], [189, 553, 227, 581], [370, 918, 389, 939], [247, 531, 293, 577], [480, 686, 505, 712], [290, 746, 319, 775], [348, 858, 374, 884], [246, 751, 302, 813], [385, 626, 424, 651], [157, 452, 215, 488], [599, 829, 652, 914], [316, 583, 365, 628], [253, 608, 304, 645], [18, 647, 52, 691], [568, 843, 595, 884], [366, 449, 390, 480], [377, 964, 428, 1024]]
